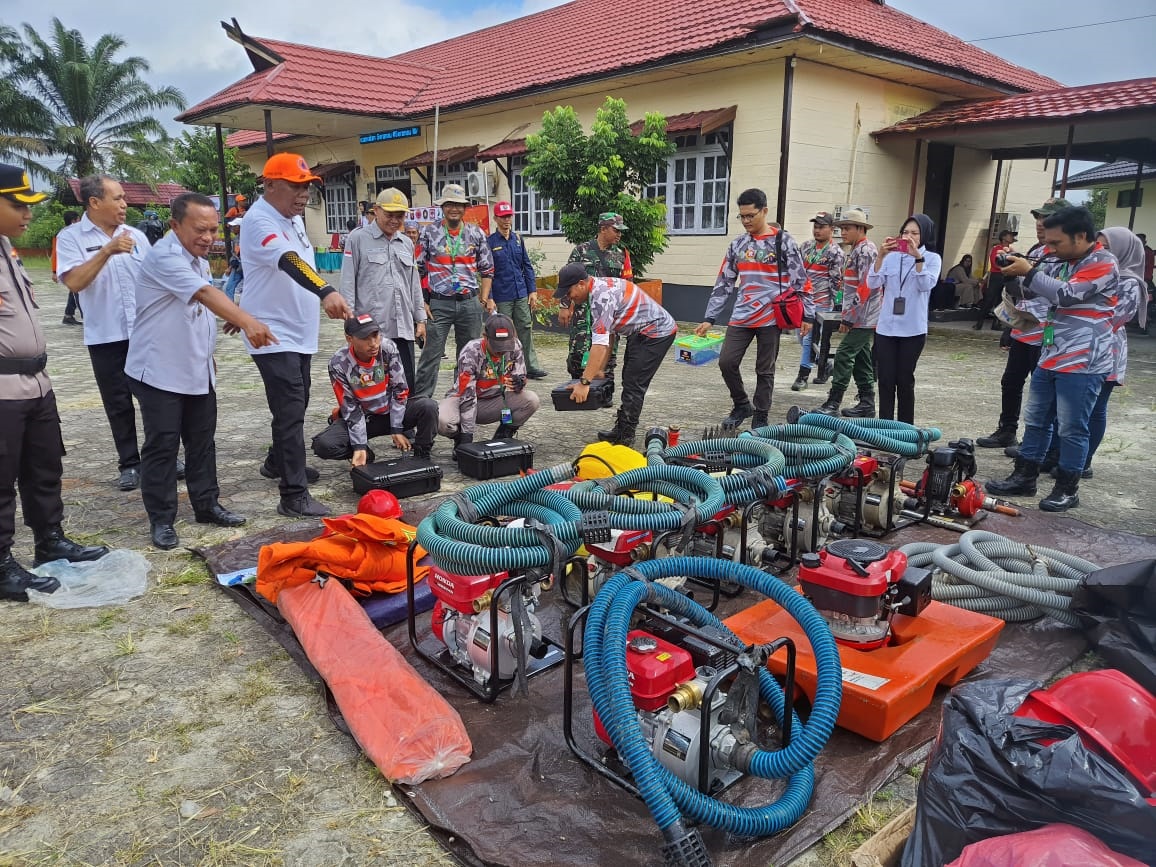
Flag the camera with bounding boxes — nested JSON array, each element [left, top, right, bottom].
[[995, 252, 1020, 268]]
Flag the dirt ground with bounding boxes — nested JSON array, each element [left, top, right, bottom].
[[2, 262, 1153, 866]]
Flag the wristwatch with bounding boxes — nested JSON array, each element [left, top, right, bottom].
[[579, 377, 591, 386], [914, 257, 925, 264]]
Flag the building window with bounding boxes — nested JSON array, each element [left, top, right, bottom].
[[1117, 188, 1144, 208], [511, 156, 561, 235], [376, 164, 407, 185], [432, 160, 477, 200], [323, 174, 357, 234], [644, 131, 730, 235]]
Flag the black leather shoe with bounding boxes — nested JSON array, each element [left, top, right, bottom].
[[33, 527, 110, 567], [176, 458, 186, 480], [193, 504, 247, 527], [526, 368, 549, 379], [260, 460, 321, 483], [150, 523, 180, 550], [118, 467, 140, 491], [277, 494, 331, 518], [0, 553, 61, 601]]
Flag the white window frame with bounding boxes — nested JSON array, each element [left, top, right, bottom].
[[644, 130, 731, 235], [432, 160, 477, 200], [323, 172, 357, 234], [511, 156, 562, 236], [375, 164, 408, 185]]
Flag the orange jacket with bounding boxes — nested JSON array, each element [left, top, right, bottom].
[[257, 513, 429, 603]]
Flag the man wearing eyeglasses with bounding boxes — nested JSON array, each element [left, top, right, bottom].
[[694, 188, 812, 429], [339, 187, 426, 391], [239, 153, 351, 518], [564, 212, 633, 406]]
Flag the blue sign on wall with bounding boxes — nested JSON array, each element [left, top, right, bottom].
[[360, 126, 421, 144]]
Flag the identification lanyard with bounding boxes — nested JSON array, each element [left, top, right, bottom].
[[446, 226, 465, 292], [1043, 261, 1073, 346], [805, 242, 826, 267]]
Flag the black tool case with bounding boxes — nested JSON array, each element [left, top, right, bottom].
[[455, 439, 535, 480], [551, 378, 613, 411], [351, 456, 443, 497]]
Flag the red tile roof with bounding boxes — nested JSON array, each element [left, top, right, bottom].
[[875, 77, 1156, 136], [181, 0, 1058, 125], [398, 145, 479, 170], [225, 130, 295, 149], [65, 180, 195, 207], [629, 106, 737, 136]]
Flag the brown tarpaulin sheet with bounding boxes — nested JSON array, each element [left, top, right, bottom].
[[195, 508, 1156, 867]]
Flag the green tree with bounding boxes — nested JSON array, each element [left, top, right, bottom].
[[1085, 187, 1108, 230], [524, 97, 675, 277], [171, 128, 259, 198], [110, 132, 177, 186], [0, 18, 185, 181]]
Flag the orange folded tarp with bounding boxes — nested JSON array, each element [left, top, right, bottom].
[[257, 514, 429, 603], [277, 576, 472, 784]]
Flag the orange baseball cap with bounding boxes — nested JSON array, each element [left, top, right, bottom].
[[261, 153, 321, 184]]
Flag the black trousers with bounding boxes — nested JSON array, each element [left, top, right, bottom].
[[64, 290, 82, 318], [87, 340, 140, 470], [976, 272, 1005, 320], [128, 378, 219, 526], [998, 338, 1043, 431], [252, 352, 313, 499], [0, 392, 65, 554], [812, 316, 837, 376], [873, 333, 926, 424], [394, 337, 416, 395], [718, 324, 781, 412], [616, 332, 677, 432], [312, 397, 439, 460]]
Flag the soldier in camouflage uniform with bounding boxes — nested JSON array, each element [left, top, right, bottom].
[[311, 314, 438, 464], [564, 212, 633, 403], [438, 314, 541, 451]]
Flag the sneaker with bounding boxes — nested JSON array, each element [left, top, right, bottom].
[[722, 404, 753, 427], [62, 315, 81, 326], [260, 460, 321, 484], [277, 493, 331, 518]]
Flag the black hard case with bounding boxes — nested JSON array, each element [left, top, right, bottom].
[[350, 456, 443, 497], [455, 439, 535, 480], [551, 378, 613, 411]]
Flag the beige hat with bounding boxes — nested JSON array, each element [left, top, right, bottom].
[[435, 182, 470, 206], [375, 187, 410, 213], [835, 208, 873, 230]]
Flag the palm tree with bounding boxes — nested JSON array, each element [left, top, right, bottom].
[[0, 18, 186, 182]]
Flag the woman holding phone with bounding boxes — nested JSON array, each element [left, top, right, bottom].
[[867, 214, 942, 423]]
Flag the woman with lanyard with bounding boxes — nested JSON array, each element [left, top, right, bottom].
[[867, 213, 942, 424]]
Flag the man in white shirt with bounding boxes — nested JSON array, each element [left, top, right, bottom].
[[126, 193, 277, 550], [56, 175, 151, 491], [239, 153, 351, 518]]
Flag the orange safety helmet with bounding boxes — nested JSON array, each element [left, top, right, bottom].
[[358, 489, 402, 520]]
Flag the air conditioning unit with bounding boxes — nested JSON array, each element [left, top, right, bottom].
[[466, 170, 496, 198]]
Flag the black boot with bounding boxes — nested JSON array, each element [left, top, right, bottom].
[[493, 423, 519, 439], [987, 457, 1040, 496], [598, 423, 637, 447], [722, 403, 753, 427], [814, 386, 845, 416], [0, 552, 61, 601], [841, 389, 876, 418], [751, 411, 769, 429], [1040, 469, 1080, 512], [1039, 446, 1060, 475], [790, 366, 810, 392], [33, 526, 110, 567], [976, 425, 1017, 448], [813, 359, 834, 385]]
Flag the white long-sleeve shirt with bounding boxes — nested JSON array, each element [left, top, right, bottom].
[[868, 247, 942, 337]]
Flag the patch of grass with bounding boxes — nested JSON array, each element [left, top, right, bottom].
[[112, 831, 151, 864], [166, 610, 213, 637], [113, 632, 137, 656], [159, 563, 209, 588], [949, 351, 970, 361], [91, 609, 125, 631]]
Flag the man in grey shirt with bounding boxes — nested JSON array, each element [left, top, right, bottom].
[[339, 187, 426, 390]]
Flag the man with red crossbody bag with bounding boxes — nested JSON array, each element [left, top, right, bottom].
[[695, 187, 812, 429]]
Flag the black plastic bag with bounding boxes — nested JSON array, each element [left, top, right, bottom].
[[901, 678, 1156, 867], [1072, 559, 1156, 695]]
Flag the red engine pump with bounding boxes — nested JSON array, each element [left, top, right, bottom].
[[429, 565, 545, 684], [797, 539, 931, 650]]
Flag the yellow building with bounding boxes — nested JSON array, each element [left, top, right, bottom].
[[179, 1, 1066, 317]]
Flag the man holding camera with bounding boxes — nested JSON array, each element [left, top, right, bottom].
[[437, 313, 539, 450], [696, 188, 812, 429], [987, 206, 1118, 512]]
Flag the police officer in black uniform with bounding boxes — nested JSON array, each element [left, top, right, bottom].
[[0, 164, 108, 600]]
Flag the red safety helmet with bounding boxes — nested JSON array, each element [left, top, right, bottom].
[[358, 489, 402, 520], [1015, 669, 1156, 800]]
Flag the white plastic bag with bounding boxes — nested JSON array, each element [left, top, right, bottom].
[[27, 549, 151, 608]]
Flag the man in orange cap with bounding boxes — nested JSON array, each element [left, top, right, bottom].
[[225, 193, 248, 221], [240, 153, 351, 518]]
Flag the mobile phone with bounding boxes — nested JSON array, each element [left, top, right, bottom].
[[895, 238, 909, 254]]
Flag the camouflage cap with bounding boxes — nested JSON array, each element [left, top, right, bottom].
[[598, 212, 628, 230], [1031, 197, 1073, 219]]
